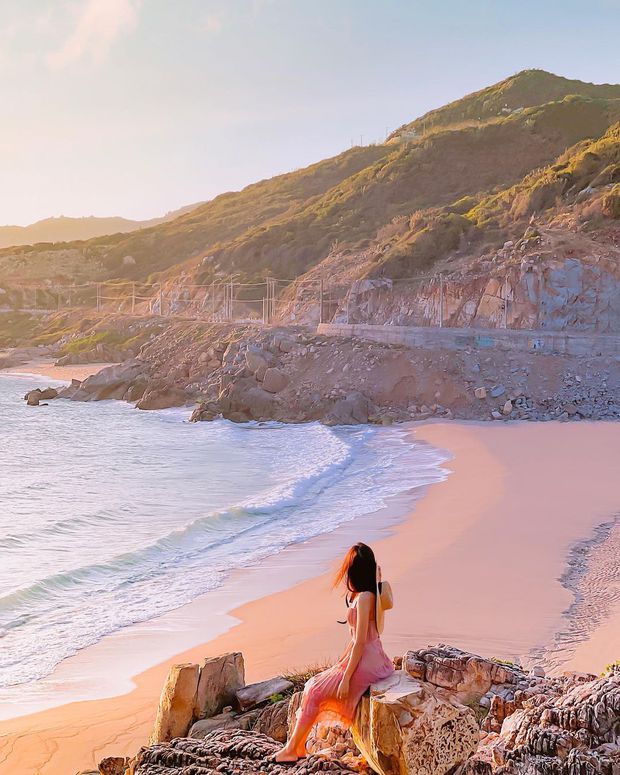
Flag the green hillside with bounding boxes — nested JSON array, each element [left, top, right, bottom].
[[0, 70, 618, 289], [366, 122, 620, 278], [389, 69, 620, 140], [0, 144, 389, 284]]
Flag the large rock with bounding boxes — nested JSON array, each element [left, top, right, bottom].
[[351, 670, 479, 775], [220, 380, 277, 421], [262, 368, 289, 393], [194, 652, 245, 720], [404, 645, 518, 704], [250, 698, 290, 743], [188, 708, 240, 739], [150, 663, 200, 744], [235, 677, 293, 712], [25, 389, 41, 406], [74, 360, 147, 401], [135, 386, 188, 410], [324, 391, 371, 425], [245, 347, 272, 374]]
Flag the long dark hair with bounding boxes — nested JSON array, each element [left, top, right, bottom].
[[333, 542, 377, 598]]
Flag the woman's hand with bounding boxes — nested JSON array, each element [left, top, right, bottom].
[[337, 675, 350, 700]]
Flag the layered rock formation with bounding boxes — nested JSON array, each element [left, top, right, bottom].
[[97, 647, 620, 775]]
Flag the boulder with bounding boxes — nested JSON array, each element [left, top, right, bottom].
[[470, 667, 620, 774], [250, 698, 290, 743], [235, 677, 293, 712], [403, 646, 518, 704], [57, 378, 82, 399], [37, 387, 58, 400], [221, 381, 277, 421], [474, 387, 487, 399], [245, 348, 271, 374], [194, 652, 245, 720], [135, 387, 188, 410], [188, 708, 240, 739], [190, 401, 220, 422], [150, 663, 200, 744], [80, 360, 144, 392], [262, 368, 289, 393], [25, 389, 41, 406], [351, 670, 479, 775], [324, 391, 370, 425]]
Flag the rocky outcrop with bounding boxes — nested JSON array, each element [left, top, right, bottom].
[[195, 652, 245, 720], [109, 646, 620, 775], [39, 312, 617, 425], [133, 729, 362, 774], [467, 666, 620, 775], [150, 663, 201, 744], [351, 669, 479, 775], [403, 645, 521, 704]]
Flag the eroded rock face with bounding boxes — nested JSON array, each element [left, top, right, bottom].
[[133, 729, 362, 774], [403, 645, 520, 704], [194, 652, 245, 720], [150, 663, 200, 744], [465, 667, 620, 774], [351, 669, 479, 775]]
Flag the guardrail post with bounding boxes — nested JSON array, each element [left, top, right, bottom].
[[319, 279, 324, 324], [439, 275, 444, 328], [96, 283, 101, 312], [131, 283, 136, 314]]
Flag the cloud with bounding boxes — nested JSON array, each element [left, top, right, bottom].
[[48, 0, 142, 69]]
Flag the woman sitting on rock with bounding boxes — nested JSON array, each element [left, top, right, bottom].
[[275, 542, 394, 763]]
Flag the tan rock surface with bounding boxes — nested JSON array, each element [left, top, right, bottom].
[[150, 663, 200, 744], [194, 652, 245, 720], [351, 670, 479, 775]]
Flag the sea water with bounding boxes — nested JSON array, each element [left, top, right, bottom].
[[0, 374, 447, 690]]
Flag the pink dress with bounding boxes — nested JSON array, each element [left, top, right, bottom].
[[296, 593, 394, 727]]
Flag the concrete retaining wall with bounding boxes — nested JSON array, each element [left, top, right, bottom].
[[317, 323, 620, 358]]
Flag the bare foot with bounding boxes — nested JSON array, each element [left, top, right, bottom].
[[274, 746, 299, 763]]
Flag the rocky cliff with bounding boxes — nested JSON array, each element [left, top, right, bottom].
[[85, 645, 620, 775]]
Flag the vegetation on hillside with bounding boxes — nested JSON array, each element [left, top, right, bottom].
[[365, 122, 620, 278], [0, 70, 618, 291], [389, 69, 620, 140]]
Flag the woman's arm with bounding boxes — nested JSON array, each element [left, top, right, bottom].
[[337, 592, 372, 699]]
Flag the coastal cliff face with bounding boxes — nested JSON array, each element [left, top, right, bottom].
[[25, 312, 617, 426], [96, 645, 620, 775]]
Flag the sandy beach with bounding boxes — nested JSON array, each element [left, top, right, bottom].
[[0, 418, 618, 775], [1, 355, 116, 383]]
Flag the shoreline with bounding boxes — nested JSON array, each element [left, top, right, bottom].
[[0, 421, 619, 775], [0, 469, 437, 721], [0, 355, 116, 383]]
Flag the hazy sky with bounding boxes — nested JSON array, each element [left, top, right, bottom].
[[1, 0, 619, 226]]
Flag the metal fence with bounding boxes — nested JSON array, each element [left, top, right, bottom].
[[1, 269, 609, 333]]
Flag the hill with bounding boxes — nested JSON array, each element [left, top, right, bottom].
[[388, 68, 620, 140], [0, 70, 617, 289], [0, 203, 204, 250]]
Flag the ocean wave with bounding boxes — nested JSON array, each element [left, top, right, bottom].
[[0, 378, 448, 687]]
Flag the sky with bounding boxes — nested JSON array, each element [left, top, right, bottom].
[[1, 0, 619, 226]]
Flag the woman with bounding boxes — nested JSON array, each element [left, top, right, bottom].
[[275, 542, 394, 763]]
